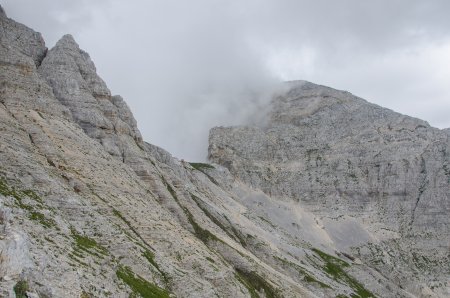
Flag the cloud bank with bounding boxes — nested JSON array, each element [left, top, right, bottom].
[[4, 0, 450, 160]]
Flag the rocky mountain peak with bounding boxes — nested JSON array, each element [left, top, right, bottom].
[[38, 33, 163, 184], [268, 81, 430, 131], [209, 81, 450, 296], [44, 34, 111, 99], [54, 34, 80, 50], [1, 9, 449, 298]]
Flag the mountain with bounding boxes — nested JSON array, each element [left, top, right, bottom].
[[0, 6, 448, 298]]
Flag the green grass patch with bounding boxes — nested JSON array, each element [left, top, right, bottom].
[[142, 250, 159, 271], [112, 208, 143, 242], [163, 180, 220, 245], [311, 248, 350, 268], [71, 228, 108, 257], [80, 291, 93, 298], [68, 253, 89, 267], [0, 177, 16, 197], [142, 249, 168, 284], [0, 177, 45, 211], [235, 272, 258, 298], [190, 194, 246, 247], [161, 177, 177, 201], [206, 256, 215, 263], [186, 206, 220, 244], [303, 274, 331, 289], [235, 268, 280, 298], [111, 208, 156, 255], [189, 163, 215, 171], [29, 211, 56, 228], [44, 236, 55, 244], [0, 178, 59, 230], [22, 189, 43, 204], [13, 280, 29, 298], [258, 216, 277, 229], [0, 178, 32, 210], [312, 248, 375, 298], [116, 265, 170, 298], [274, 256, 330, 289], [189, 163, 219, 185]]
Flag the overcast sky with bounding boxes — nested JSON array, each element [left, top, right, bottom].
[[3, 1, 450, 161]]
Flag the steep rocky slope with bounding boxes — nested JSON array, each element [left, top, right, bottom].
[[0, 6, 448, 298]]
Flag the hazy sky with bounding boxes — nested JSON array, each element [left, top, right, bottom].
[[3, 1, 450, 160]]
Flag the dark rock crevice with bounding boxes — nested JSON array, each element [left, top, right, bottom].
[[0, 5, 7, 18]]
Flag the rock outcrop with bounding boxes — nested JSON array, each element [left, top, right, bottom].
[[0, 7, 448, 298], [39, 34, 143, 153]]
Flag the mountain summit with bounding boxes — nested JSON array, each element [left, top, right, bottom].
[[0, 7, 448, 298]]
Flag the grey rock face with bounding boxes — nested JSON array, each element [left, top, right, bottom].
[[0, 9, 46, 66], [40, 34, 120, 140], [0, 204, 31, 280], [39, 35, 155, 182], [209, 80, 450, 297], [1, 6, 449, 298]]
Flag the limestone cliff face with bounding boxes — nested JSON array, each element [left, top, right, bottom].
[[0, 5, 448, 298], [209, 81, 450, 297], [39, 34, 143, 155]]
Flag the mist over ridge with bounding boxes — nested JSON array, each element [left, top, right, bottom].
[[4, 0, 450, 160]]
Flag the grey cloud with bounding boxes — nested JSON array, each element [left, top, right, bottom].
[[3, 0, 110, 45], [3, 0, 450, 160]]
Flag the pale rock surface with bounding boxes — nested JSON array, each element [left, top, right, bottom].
[[209, 80, 450, 297], [0, 203, 32, 280], [1, 6, 448, 298]]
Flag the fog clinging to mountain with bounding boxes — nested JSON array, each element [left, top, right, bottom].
[[4, 0, 450, 160]]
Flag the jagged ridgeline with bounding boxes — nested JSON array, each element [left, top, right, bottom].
[[0, 5, 449, 298]]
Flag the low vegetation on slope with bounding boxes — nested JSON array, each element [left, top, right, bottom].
[[116, 265, 170, 298]]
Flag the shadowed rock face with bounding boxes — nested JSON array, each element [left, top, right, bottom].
[[0, 5, 6, 17], [1, 6, 449, 298]]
